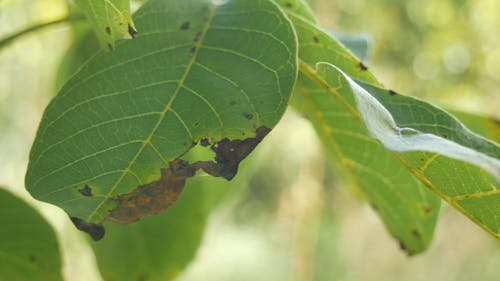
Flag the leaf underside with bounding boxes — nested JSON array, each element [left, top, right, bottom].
[[26, 0, 297, 239]]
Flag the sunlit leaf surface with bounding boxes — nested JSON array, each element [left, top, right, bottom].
[[26, 0, 297, 239]]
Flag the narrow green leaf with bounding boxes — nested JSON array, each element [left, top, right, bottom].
[[0, 189, 63, 281], [26, 0, 297, 239], [74, 0, 136, 50], [287, 10, 500, 242], [285, 12, 440, 254]]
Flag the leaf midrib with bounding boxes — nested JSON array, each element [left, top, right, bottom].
[[86, 5, 218, 222]]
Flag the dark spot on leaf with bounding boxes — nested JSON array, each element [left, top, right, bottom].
[[79, 185, 93, 197], [313, 36, 319, 43], [229, 101, 237, 106], [180, 21, 190, 30], [389, 90, 397, 96], [285, 2, 293, 8], [128, 24, 138, 38], [203, 126, 270, 179], [442, 134, 448, 139], [244, 113, 253, 120], [105, 26, 111, 35], [70, 217, 105, 241], [412, 229, 422, 238], [28, 255, 36, 263], [203, 17, 209, 22], [194, 121, 200, 127], [189, 46, 196, 57], [398, 240, 416, 256], [370, 203, 378, 211], [193, 31, 202, 42], [422, 206, 432, 214], [107, 43, 113, 51], [107, 127, 271, 223], [420, 158, 425, 161], [398, 240, 406, 251], [358, 62, 368, 71], [200, 139, 210, 146]]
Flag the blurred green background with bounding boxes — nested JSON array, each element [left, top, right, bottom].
[[0, 0, 498, 280]]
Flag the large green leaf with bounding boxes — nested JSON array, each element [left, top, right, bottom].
[[279, 9, 441, 254], [74, 0, 136, 50], [26, 0, 297, 239], [0, 189, 63, 281]]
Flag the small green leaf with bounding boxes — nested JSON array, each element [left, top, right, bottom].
[[74, 0, 136, 50], [26, 0, 297, 239], [0, 189, 63, 281]]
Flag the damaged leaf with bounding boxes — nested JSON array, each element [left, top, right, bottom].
[[25, 0, 297, 239], [74, 0, 136, 50], [106, 127, 268, 224]]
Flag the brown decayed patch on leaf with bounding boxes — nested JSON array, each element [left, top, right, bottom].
[[79, 184, 93, 196], [201, 126, 270, 180], [103, 127, 271, 225], [107, 159, 196, 224]]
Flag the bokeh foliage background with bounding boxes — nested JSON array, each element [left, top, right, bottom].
[[0, 0, 498, 280]]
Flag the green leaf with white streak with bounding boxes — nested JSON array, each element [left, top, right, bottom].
[[281, 4, 500, 248], [0, 189, 63, 281], [26, 0, 297, 239], [279, 7, 440, 254], [75, 0, 136, 50]]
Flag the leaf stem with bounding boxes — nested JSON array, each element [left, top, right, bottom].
[[0, 15, 86, 52]]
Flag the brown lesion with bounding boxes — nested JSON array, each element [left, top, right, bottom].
[[128, 24, 138, 38], [70, 217, 105, 241], [103, 126, 271, 225], [107, 159, 196, 224], [79, 185, 93, 197]]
